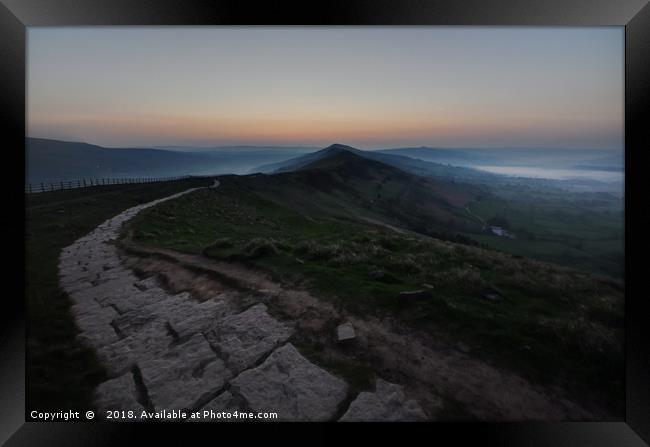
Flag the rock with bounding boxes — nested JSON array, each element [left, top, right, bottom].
[[139, 333, 232, 411], [191, 391, 242, 422], [166, 298, 228, 340], [230, 343, 348, 421], [205, 303, 293, 374], [112, 292, 223, 338], [340, 379, 427, 422], [95, 371, 144, 414], [111, 309, 159, 337], [134, 276, 160, 291], [74, 304, 120, 348], [336, 322, 355, 342], [481, 293, 500, 302], [96, 320, 175, 377], [201, 391, 240, 413], [398, 290, 431, 300]]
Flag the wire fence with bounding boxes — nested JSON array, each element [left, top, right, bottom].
[[25, 175, 214, 194]]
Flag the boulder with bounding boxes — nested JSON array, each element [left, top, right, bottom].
[[336, 322, 355, 342]]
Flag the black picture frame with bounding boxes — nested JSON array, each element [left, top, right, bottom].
[[1, 0, 648, 445]]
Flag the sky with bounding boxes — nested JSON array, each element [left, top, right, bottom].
[[27, 27, 624, 150]]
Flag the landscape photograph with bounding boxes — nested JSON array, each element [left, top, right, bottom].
[[26, 27, 624, 422]]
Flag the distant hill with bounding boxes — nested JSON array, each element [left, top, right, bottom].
[[151, 145, 319, 154], [252, 143, 499, 182], [236, 145, 485, 239], [377, 146, 625, 170], [25, 138, 310, 183], [376, 147, 494, 165]]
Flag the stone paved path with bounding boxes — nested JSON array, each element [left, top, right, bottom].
[[58, 184, 425, 421]]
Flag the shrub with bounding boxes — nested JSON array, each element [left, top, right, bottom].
[[207, 237, 234, 249], [294, 240, 340, 261], [368, 267, 402, 284], [243, 238, 280, 259], [385, 254, 422, 274]]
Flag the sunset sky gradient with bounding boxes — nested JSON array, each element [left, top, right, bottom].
[[27, 27, 624, 149]]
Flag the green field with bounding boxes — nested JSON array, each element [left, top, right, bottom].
[[127, 177, 625, 415], [464, 185, 624, 279], [26, 178, 212, 411]]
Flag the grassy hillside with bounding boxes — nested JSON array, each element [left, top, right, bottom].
[[127, 170, 624, 415], [253, 146, 624, 278], [247, 150, 484, 240], [26, 178, 212, 411]]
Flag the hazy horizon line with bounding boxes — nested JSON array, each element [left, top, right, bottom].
[[26, 135, 623, 152]]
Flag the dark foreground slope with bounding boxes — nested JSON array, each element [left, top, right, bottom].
[[127, 153, 624, 417]]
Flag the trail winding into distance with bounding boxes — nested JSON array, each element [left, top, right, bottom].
[[58, 180, 425, 421]]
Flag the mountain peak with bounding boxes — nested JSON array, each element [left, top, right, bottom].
[[323, 143, 356, 152]]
